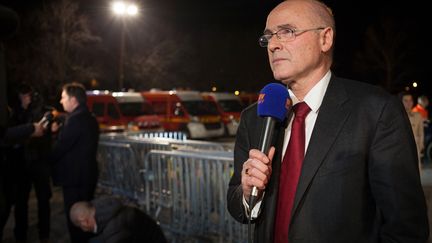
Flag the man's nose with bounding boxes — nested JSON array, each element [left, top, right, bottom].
[[267, 35, 282, 51]]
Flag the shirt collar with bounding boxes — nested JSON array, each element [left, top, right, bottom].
[[94, 223, 98, 234], [288, 70, 331, 113]]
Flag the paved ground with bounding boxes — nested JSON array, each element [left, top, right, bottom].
[[2, 186, 70, 243], [3, 166, 432, 243]]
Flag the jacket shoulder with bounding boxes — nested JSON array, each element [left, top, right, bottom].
[[334, 77, 392, 100]]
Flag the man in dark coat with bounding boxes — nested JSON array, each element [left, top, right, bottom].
[[227, 0, 429, 242], [69, 196, 167, 243], [1, 122, 43, 241], [10, 83, 53, 243], [50, 82, 99, 243]]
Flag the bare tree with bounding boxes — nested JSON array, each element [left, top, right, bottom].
[[120, 12, 202, 91], [5, 0, 101, 98], [353, 17, 416, 92]]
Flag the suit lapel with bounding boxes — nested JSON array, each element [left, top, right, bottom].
[[291, 77, 351, 215]]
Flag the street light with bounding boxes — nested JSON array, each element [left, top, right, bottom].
[[111, 1, 139, 91]]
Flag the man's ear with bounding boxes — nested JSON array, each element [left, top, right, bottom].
[[78, 215, 89, 229], [320, 27, 334, 53], [71, 96, 79, 106]]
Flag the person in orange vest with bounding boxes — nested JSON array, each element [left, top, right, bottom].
[[412, 95, 429, 120], [413, 95, 431, 160]]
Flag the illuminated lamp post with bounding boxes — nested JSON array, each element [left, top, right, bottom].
[[111, 1, 138, 91]]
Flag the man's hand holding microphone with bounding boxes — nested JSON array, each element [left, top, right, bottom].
[[242, 147, 275, 201]]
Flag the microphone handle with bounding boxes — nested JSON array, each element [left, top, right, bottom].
[[259, 117, 277, 154], [251, 117, 276, 197], [39, 113, 53, 129], [39, 117, 50, 129], [39, 116, 47, 124]]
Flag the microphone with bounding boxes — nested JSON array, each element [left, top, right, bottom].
[[250, 82, 290, 208], [39, 111, 54, 129]]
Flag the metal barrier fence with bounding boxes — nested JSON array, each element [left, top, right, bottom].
[[97, 139, 171, 203], [96, 133, 248, 242], [103, 130, 188, 141], [129, 133, 230, 151], [141, 149, 248, 242]]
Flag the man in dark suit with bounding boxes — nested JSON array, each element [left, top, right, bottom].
[[50, 82, 99, 243], [227, 0, 429, 242]]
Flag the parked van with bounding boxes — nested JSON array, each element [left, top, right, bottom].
[[201, 92, 243, 136], [141, 90, 224, 139], [86, 90, 162, 133]]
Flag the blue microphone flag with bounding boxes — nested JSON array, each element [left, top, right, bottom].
[[257, 83, 290, 122]]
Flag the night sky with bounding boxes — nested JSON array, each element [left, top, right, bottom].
[[0, 0, 430, 96]]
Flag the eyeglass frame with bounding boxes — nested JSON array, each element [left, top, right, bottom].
[[258, 26, 326, 47]]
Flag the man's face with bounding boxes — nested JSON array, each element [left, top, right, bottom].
[[402, 95, 414, 111], [19, 92, 32, 110], [78, 216, 96, 232], [265, 1, 325, 86], [60, 90, 76, 113], [424, 98, 429, 108]]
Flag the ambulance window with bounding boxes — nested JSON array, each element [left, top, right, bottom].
[[142, 102, 156, 115], [91, 103, 105, 117], [151, 101, 166, 115], [182, 101, 219, 115], [219, 100, 243, 112], [107, 103, 120, 119]]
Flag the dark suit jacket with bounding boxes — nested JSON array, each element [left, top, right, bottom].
[[227, 76, 429, 242], [51, 105, 99, 187]]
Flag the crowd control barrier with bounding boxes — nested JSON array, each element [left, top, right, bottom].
[[96, 132, 248, 242]]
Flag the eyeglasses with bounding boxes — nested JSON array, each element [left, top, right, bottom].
[[258, 27, 325, 47]]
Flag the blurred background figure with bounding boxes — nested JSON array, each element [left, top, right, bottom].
[[413, 95, 432, 167], [9, 83, 53, 243], [400, 91, 424, 172], [0, 105, 19, 243], [1, 120, 44, 243], [413, 95, 429, 120], [70, 196, 167, 243], [1, 4, 24, 242]]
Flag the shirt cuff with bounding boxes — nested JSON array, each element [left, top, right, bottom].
[[242, 194, 263, 219]]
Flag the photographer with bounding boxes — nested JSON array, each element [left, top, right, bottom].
[[9, 83, 53, 243]]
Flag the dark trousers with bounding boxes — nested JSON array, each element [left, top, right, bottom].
[[0, 148, 20, 241], [0, 180, 14, 242], [13, 162, 52, 241], [62, 184, 96, 243]]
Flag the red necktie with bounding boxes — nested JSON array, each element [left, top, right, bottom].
[[274, 102, 311, 243]]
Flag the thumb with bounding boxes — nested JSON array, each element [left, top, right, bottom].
[[267, 147, 275, 162]]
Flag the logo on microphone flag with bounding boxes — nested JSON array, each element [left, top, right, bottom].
[[285, 98, 292, 110], [258, 93, 265, 104]]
